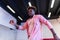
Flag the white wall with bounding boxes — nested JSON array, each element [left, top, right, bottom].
[[0, 24, 17, 40], [0, 7, 18, 40], [0, 7, 17, 29]]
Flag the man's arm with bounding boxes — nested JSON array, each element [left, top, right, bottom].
[[9, 20, 28, 30], [14, 22, 28, 30], [38, 15, 59, 40]]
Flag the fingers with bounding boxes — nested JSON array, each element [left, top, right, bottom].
[[9, 20, 15, 26], [9, 20, 14, 24]]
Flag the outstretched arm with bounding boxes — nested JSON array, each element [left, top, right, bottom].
[[14, 22, 28, 30], [38, 15, 60, 40], [9, 20, 28, 30]]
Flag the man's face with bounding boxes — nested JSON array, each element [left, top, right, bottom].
[[28, 9, 35, 17]]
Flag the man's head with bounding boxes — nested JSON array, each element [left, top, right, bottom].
[[27, 6, 36, 17]]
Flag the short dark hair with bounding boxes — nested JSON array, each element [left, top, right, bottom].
[[27, 6, 37, 11]]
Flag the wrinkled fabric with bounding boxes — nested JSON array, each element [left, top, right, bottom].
[[19, 15, 53, 40]]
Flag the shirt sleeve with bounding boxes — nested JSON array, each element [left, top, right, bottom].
[[18, 21, 28, 30], [38, 15, 53, 29]]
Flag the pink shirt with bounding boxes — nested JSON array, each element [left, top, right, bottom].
[[19, 15, 53, 40]]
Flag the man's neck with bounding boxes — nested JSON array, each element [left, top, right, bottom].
[[29, 14, 35, 19], [29, 16, 33, 19]]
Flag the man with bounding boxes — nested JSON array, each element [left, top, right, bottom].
[[10, 6, 59, 40]]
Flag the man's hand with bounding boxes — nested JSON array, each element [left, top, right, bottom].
[[9, 20, 19, 29], [9, 20, 15, 26], [54, 34, 60, 40], [50, 29, 60, 40]]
